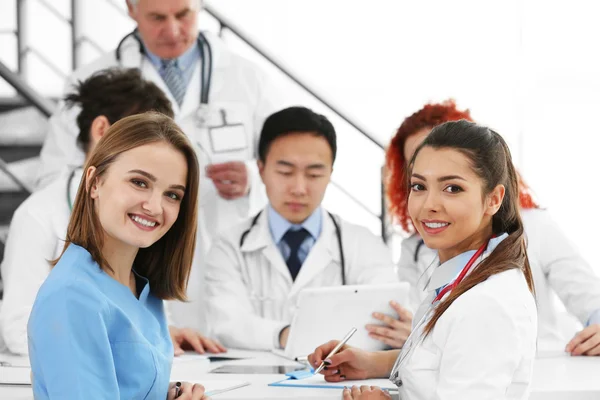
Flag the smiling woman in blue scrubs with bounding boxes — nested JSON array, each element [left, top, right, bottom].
[[27, 112, 207, 399]]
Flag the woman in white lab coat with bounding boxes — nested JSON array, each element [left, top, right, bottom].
[[309, 120, 537, 399], [367, 101, 600, 355]]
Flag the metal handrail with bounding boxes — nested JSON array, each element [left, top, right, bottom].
[[0, 59, 55, 117], [203, 4, 385, 151]]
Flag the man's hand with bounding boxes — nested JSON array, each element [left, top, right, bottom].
[[566, 324, 600, 356], [169, 326, 227, 356], [365, 301, 413, 348], [206, 162, 248, 200]]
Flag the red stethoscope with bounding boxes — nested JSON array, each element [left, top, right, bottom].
[[432, 237, 492, 303]]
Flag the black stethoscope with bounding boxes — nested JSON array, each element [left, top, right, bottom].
[[115, 29, 213, 106], [66, 168, 81, 211], [239, 211, 347, 285]]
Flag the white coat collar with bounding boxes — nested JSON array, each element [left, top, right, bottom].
[[240, 207, 341, 291], [425, 233, 509, 292]]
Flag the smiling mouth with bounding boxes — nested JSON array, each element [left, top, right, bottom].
[[128, 214, 159, 229]]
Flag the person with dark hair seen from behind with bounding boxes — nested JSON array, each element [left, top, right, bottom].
[[28, 112, 209, 399], [367, 100, 600, 357], [309, 120, 537, 399], [203, 106, 398, 351], [0, 68, 225, 357]]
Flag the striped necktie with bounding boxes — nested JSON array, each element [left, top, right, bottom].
[[161, 59, 186, 105]]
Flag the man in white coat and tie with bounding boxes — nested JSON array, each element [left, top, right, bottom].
[[35, 0, 282, 332], [204, 106, 398, 350]]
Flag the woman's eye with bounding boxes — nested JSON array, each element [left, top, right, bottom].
[[410, 183, 425, 191], [444, 185, 463, 193], [166, 192, 181, 201], [131, 179, 147, 188]]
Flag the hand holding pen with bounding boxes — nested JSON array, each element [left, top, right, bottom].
[[168, 381, 209, 399], [307, 327, 387, 382]]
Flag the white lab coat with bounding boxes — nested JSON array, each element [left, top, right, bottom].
[[203, 208, 398, 350], [0, 169, 78, 354], [398, 208, 600, 345], [36, 32, 284, 331], [391, 241, 538, 400]]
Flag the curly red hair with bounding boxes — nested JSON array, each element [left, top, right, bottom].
[[385, 100, 538, 234]]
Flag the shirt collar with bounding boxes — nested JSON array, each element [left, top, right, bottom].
[[143, 39, 200, 72], [267, 205, 322, 245], [426, 233, 509, 291]]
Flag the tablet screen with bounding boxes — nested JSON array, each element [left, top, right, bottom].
[[210, 365, 305, 374]]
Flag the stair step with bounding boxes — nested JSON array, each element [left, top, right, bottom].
[[0, 145, 42, 163], [0, 191, 29, 225]]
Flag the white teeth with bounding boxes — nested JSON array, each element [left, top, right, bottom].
[[424, 222, 449, 229], [130, 215, 156, 227]]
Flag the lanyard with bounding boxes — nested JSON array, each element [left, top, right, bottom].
[[432, 237, 492, 303]]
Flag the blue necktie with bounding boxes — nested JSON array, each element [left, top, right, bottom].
[[283, 228, 310, 281], [161, 59, 186, 105]]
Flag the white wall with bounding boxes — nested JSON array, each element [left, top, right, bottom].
[[0, 0, 597, 272]]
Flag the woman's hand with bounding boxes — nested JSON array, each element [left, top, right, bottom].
[[342, 386, 392, 400], [366, 301, 413, 349], [167, 381, 209, 400], [308, 340, 377, 382]]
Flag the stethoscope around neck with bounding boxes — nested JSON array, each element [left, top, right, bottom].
[[239, 210, 347, 286], [115, 29, 213, 106]]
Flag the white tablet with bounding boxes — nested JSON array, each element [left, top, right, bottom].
[[280, 282, 410, 360]]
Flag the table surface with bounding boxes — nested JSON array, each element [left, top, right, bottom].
[[1, 349, 599, 399]]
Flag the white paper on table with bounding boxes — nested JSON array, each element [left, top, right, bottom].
[[0, 366, 31, 386], [191, 380, 250, 396]]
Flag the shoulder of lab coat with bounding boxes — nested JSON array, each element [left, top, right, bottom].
[[0, 176, 69, 354], [203, 212, 288, 350], [431, 269, 537, 399], [522, 208, 600, 326], [336, 217, 397, 284]]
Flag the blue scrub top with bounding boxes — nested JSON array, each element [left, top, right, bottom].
[[27, 244, 173, 399]]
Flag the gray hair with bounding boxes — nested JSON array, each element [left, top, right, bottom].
[[127, 0, 202, 9]]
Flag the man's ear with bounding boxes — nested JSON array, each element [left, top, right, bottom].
[[89, 115, 110, 149], [257, 160, 265, 181], [126, 0, 137, 19], [485, 184, 506, 216]]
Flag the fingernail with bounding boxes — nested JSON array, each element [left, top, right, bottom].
[[340, 375, 346, 380], [333, 369, 339, 375], [323, 366, 328, 371], [323, 359, 332, 366]]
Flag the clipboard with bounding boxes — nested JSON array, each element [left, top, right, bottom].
[[269, 369, 398, 391]]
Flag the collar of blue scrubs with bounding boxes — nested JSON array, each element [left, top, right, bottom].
[[143, 40, 200, 73], [426, 233, 509, 292], [267, 204, 322, 245]]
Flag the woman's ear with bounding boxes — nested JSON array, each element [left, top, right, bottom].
[[85, 166, 99, 198], [485, 184, 506, 216]]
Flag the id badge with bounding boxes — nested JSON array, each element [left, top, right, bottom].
[[208, 124, 248, 154]]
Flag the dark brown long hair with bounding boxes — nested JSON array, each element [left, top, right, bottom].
[[54, 112, 199, 301], [407, 120, 535, 336]]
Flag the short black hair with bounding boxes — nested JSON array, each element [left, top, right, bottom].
[[258, 106, 337, 163], [64, 68, 174, 153]]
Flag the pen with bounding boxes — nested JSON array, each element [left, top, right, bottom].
[[174, 381, 182, 399], [314, 327, 357, 375], [295, 356, 308, 362]]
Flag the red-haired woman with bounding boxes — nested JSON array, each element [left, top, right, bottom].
[[366, 100, 600, 356]]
